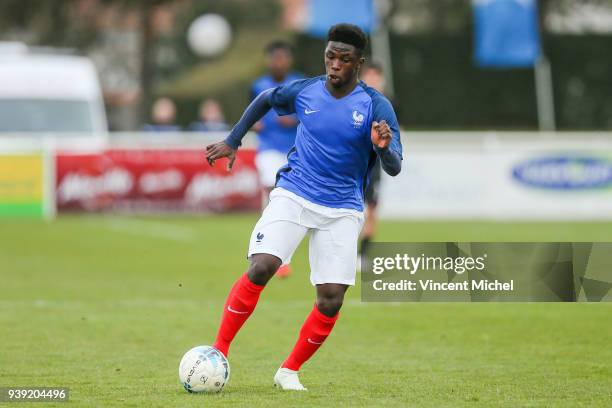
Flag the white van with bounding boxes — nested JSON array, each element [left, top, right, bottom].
[[0, 43, 108, 135]]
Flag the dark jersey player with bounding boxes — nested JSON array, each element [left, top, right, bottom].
[[205, 24, 403, 391], [359, 62, 396, 260], [251, 41, 303, 196], [251, 41, 304, 278]]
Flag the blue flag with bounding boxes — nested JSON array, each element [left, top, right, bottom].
[[474, 0, 541, 68], [305, 0, 377, 38]]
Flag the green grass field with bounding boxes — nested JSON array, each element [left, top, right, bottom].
[[1, 215, 611, 407]]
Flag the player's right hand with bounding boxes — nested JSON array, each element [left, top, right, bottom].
[[371, 120, 391, 149], [205, 141, 236, 171]]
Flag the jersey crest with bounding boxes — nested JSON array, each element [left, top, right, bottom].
[[352, 110, 365, 128]]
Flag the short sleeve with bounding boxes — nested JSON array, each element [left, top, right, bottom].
[[267, 77, 319, 116], [371, 95, 403, 159]]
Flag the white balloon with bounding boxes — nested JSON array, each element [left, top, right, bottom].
[[187, 14, 232, 57]]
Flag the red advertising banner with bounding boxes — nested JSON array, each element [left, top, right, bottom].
[[56, 149, 261, 212]]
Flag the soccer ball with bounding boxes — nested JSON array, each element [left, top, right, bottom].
[[187, 14, 232, 57], [179, 346, 230, 393]]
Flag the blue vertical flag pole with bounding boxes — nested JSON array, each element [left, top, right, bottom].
[[473, 0, 555, 130]]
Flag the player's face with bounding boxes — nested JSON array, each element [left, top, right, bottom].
[[267, 49, 292, 78], [325, 41, 363, 88]]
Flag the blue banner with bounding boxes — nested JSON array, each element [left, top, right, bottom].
[[473, 0, 541, 68], [305, 0, 377, 38]]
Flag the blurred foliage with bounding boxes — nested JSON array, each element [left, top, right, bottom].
[[158, 0, 288, 124], [294, 32, 612, 130], [179, 0, 280, 27], [0, 0, 72, 46], [1, 0, 612, 129], [389, 0, 473, 33], [163, 27, 291, 126]]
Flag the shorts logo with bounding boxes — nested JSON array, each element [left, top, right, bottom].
[[352, 110, 364, 128], [256, 232, 264, 242]]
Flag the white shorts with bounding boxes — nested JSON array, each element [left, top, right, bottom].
[[255, 150, 288, 188], [247, 188, 364, 286]]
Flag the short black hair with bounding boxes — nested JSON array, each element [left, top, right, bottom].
[[327, 24, 367, 53], [265, 40, 293, 56]]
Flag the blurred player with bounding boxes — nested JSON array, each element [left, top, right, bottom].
[[251, 40, 303, 278], [359, 62, 389, 262], [205, 24, 402, 391]]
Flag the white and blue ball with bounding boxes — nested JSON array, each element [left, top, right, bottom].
[[179, 345, 230, 393], [187, 14, 232, 57]]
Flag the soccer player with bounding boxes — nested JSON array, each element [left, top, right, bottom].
[[251, 41, 303, 278], [205, 24, 402, 391], [359, 62, 393, 261]]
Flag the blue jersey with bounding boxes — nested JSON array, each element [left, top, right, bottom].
[[251, 73, 303, 154], [268, 75, 402, 211]]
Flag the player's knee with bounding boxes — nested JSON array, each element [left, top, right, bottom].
[[247, 255, 281, 285], [316, 295, 343, 317]]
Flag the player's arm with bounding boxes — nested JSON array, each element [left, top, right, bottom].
[[371, 98, 403, 176], [277, 74, 306, 128], [205, 88, 274, 170], [250, 83, 264, 132], [206, 77, 312, 170]]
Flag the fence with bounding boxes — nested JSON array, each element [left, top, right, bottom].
[[1, 132, 611, 220]]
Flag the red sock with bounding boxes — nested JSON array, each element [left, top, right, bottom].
[[282, 304, 339, 371], [213, 273, 264, 357]]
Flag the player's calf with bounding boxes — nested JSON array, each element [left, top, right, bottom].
[[277, 284, 348, 386], [213, 272, 265, 357]]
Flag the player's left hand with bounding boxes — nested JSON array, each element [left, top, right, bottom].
[[371, 120, 391, 149], [205, 141, 236, 171]]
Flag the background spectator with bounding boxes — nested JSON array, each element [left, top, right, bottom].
[[189, 99, 229, 132], [142, 97, 181, 132]]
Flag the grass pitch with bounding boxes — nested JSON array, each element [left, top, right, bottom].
[[1, 215, 611, 407]]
